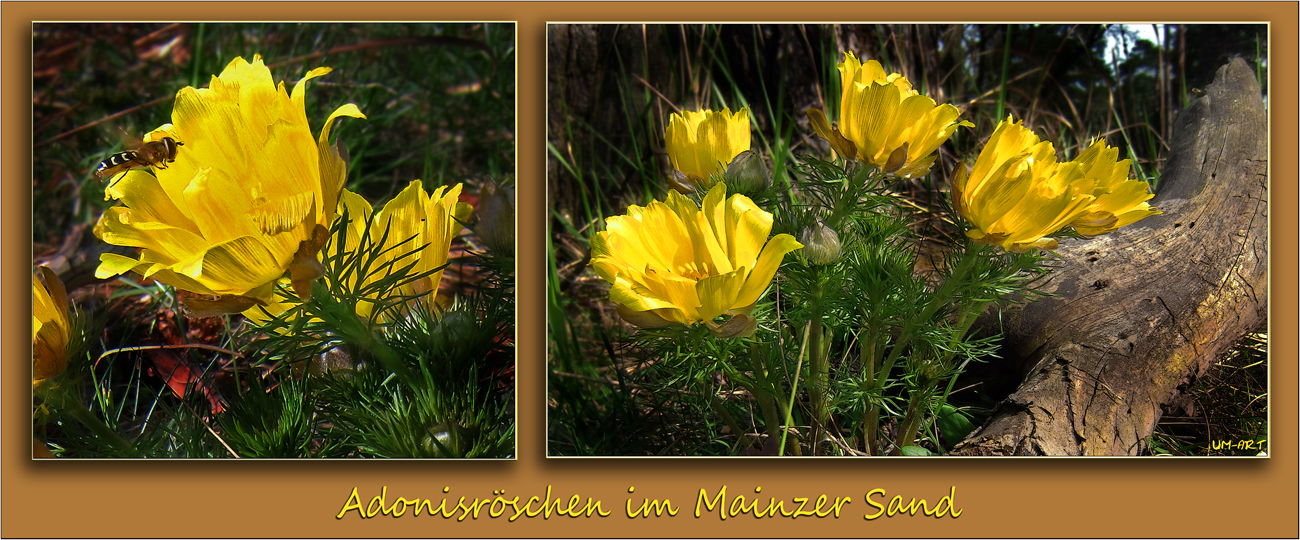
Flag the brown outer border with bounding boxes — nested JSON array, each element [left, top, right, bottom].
[[4, 3, 1295, 539]]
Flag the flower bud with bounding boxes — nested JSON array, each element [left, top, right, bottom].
[[917, 359, 945, 387], [722, 149, 772, 194], [799, 221, 842, 265], [475, 177, 515, 256]]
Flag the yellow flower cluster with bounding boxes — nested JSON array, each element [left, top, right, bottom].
[[951, 116, 1161, 251]]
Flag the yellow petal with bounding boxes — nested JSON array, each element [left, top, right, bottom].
[[318, 103, 366, 222], [806, 107, 857, 160], [734, 233, 803, 308], [695, 269, 747, 323], [1067, 138, 1161, 235], [292, 66, 334, 113], [954, 116, 1120, 251], [705, 313, 758, 339], [611, 274, 683, 314], [195, 236, 294, 299], [725, 192, 773, 270], [96, 252, 149, 280], [183, 294, 262, 318]]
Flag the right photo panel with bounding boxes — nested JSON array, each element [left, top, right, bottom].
[[546, 24, 1269, 457]]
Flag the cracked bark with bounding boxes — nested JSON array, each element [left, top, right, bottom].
[[950, 58, 1269, 455]]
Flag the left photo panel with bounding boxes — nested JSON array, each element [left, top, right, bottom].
[[32, 23, 516, 458]]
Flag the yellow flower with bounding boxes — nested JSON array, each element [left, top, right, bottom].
[[589, 182, 802, 336], [808, 51, 971, 177], [93, 55, 365, 313], [245, 181, 471, 325], [352, 180, 471, 319], [665, 107, 750, 190], [1068, 139, 1162, 236], [33, 266, 70, 387], [951, 116, 1098, 252]]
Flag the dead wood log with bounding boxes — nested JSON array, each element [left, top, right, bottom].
[[951, 58, 1269, 455]]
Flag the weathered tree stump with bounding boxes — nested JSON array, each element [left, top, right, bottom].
[[951, 58, 1269, 455]]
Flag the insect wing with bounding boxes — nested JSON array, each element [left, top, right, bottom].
[[94, 151, 140, 181]]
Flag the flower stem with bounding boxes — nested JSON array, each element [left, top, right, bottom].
[[824, 162, 870, 231], [708, 392, 754, 453], [893, 381, 936, 453], [806, 275, 831, 455], [312, 281, 417, 389], [858, 321, 882, 455]]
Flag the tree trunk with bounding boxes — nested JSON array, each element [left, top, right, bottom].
[[951, 58, 1269, 455]]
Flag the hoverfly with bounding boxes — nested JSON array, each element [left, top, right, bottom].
[[94, 136, 184, 186]]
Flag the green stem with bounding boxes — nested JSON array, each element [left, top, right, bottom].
[[938, 298, 994, 405], [893, 381, 937, 454], [708, 392, 754, 453], [313, 281, 417, 389], [864, 406, 881, 455], [353, 327, 413, 386], [809, 315, 827, 454], [859, 322, 881, 455], [758, 393, 782, 442], [806, 273, 830, 455], [824, 163, 868, 231]]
